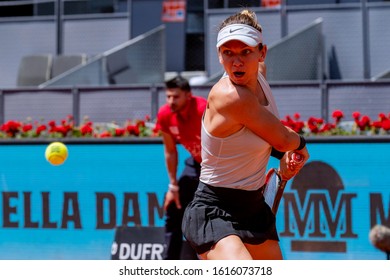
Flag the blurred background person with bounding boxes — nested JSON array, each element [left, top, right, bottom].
[[155, 75, 207, 259]]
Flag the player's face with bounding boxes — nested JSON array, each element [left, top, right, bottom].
[[165, 88, 189, 112], [218, 40, 262, 85]]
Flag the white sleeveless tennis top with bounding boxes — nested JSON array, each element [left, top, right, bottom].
[[199, 73, 279, 191]]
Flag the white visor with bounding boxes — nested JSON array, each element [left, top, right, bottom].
[[216, 24, 262, 48]]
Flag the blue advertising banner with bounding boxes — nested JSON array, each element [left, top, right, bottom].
[[269, 140, 390, 260], [0, 139, 389, 260], [0, 141, 169, 260]]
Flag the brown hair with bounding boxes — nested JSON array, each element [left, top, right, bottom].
[[219, 9, 262, 33], [165, 75, 191, 92]]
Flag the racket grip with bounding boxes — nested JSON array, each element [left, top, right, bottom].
[[292, 152, 304, 163]]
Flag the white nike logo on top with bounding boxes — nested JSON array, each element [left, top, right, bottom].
[[229, 28, 243, 33]]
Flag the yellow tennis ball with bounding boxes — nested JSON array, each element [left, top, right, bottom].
[[45, 142, 68, 166]]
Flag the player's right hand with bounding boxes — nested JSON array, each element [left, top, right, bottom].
[[164, 190, 181, 210]]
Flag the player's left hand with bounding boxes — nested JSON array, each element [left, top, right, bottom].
[[278, 151, 306, 180]]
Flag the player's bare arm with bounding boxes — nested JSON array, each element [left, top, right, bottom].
[[161, 131, 181, 210]]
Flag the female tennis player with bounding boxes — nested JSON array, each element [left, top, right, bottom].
[[182, 9, 309, 260]]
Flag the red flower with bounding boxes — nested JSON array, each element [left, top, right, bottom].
[[382, 119, 390, 131], [307, 117, 323, 133], [1, 120, 22, 136], [136, 120, 146, 128], [352, 112, 361, 120], [99, 131, 112, 138], [55, 126, 69, 137], [293, 113, 300, 120], [332, 110, 344, 124], [80, 122, 93, 135], [378, 113, 387, 120], [281, 114, 304, 134], [126, 125, 140, 136], [48, 120, 56, 127], [115, 128, 126, 137], [372, 121, 382, 129], [36, 124, 47, 135], [320, 123, 335, 132], [22, 124, 33, 132], [357, 115, 371, 131]]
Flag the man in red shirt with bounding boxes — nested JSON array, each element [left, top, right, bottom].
[[155, 75, 207, 259]]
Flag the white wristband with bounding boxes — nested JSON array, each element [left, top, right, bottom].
[[168, 184, 179, 192]]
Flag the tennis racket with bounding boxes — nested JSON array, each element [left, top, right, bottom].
[[263, 153, 303, 214]]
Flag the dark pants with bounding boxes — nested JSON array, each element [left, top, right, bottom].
[[164, 157, 200, 260]]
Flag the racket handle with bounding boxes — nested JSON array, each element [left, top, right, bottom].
[[292, 152, 304, 163]]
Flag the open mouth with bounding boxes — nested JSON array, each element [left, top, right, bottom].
[[233, 71, 245, 78]]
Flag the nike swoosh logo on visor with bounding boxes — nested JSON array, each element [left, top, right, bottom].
[[229, 28, 243, 33]]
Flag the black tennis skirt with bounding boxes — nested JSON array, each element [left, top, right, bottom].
[[182, 182, 279, 255]]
